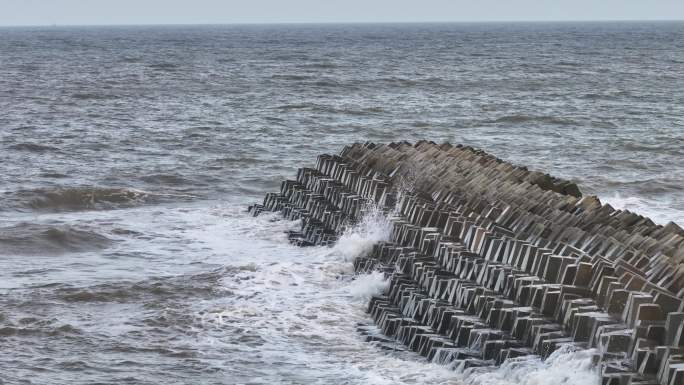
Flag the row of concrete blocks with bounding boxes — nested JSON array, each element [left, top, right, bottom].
[[339, 142, 684, 296], [341, 141, 582, 198], [392, 191, 684, 382], [353, 204, 684, 384], [248, 154, 391, 246], [249, 142, 683, 384], [342, 148, 681, 320], [341, 141, 648, 237], [393, 194, 684, 315], [396, 193, 626, 265], [341, 142, 682, 267], [344, 140, 680, 260], [250, 194, 342, 247], [371, 227, 629, 349], [314, 154, 393, 210], [359, 249, 582, 368], [341, 150, 683, 383], [427, 190, 684, 299], [356, 236, 684, 384]]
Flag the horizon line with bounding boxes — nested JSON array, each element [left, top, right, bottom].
[[1, 18, 684, 28]]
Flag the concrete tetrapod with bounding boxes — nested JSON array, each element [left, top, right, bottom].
[[249, 141, 684, 385]]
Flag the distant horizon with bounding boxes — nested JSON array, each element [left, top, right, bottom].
[[2, 0, 684, 28], [2, 18, 684, 28]]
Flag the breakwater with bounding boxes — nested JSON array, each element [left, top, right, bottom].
[[249, 141, 684, 385]]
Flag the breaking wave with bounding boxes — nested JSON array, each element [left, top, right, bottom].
[[463, 345, 598, 385], [348, 271, 388, 300], [0, 223, 112, 255], [601, 192, 684, 226], [333, 204, 393, 261], [21, 187, 149, 212], [53, 268, 231, 304]]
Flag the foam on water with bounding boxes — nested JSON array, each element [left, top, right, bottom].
[[348, 271, 389, 300], [601, 192, 684, 226], [211, 206, 597, 385], [0, 199, 621, 384], [0, 194, 654, 385], [202, 204, 463, 384], [462, 346, 598, 385]]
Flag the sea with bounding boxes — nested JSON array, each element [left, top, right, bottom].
[[0, 22, 683, 385]]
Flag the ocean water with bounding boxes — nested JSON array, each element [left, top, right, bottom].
[[0, 22, 683, 385]]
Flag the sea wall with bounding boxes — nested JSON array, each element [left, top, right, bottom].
[[249, 141, 684, 385]]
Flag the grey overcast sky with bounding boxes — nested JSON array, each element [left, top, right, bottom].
[[1, 0, 684, 26]]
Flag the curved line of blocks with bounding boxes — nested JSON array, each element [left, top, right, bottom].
[[250, 141, 684, 385]]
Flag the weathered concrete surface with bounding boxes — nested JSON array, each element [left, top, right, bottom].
[[250, 141, 684, 384]]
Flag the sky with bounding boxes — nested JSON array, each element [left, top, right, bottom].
[[1, 0, 684, 26]]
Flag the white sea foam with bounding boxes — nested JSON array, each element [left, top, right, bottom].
[[2, 199, 604, 384], [348, 271, 389, 300], [202, 205, 465, 384], [463, 345, 598, 385], [200, 204, 601, 385], [332, 203, 393, 261], [601, 192, 684, 226]]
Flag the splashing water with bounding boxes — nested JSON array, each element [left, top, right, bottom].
[[348, 271, 389, 300], [462, 345, 598, 385], [333, 203, 393, 261]]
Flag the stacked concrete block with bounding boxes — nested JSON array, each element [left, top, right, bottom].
[[251, 141, 684, 384]]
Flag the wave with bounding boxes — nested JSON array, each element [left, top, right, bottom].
[[600, 192, 683, 226], [0, 223, 112, 255], [412, 121, 430, 127], [269, 75, 350, 89], [71, 93, 118, 101], [580, 90, 631, 100], [379, 77, 419, 87], [313, 79, 342, 87], [39, 172, 69, 179], [147, 62, 180, 71], [120, 56, 141, 63], [556, 60, 582, 67], [210, 156, 261, 165], [462, 345, 597, 385], [0, 323, 82, 337], [275, 103, 385, 116], [276, 103, 312, 110], [619, 141, 683, 156], [489, 115, 578, 126], [271, 74, 313, 81], [300, 62, 338, 69], [602, 178, 682, 196], [23, 187, 148, 212], [53, 267, 239, 303], [140, 173, 193, 186], [8, 142, 59, 153]]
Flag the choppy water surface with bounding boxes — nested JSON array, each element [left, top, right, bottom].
[[0, 22, 682, 385]]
